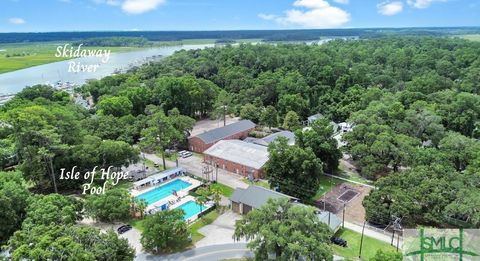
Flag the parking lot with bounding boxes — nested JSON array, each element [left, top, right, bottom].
[[189, 116, 240, 137]]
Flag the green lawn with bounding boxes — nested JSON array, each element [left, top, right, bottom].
[[210, 183, 235, 197], [190, 209, 220, 243], [457, 34, 480, 42], [312, 175, 344, 200], [333, 228, 397, 260], [242, 178, 270, 189], [128, 218, 146, 232], [336, 161, 373, 185]]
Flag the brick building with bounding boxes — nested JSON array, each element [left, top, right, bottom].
[[188, 120, 255, 153], [203, 140, 268, 178]]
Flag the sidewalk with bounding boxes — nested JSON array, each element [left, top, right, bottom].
[[344, 221, 402, 248]]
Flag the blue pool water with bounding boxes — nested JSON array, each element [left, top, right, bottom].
[[177, 201, 206, 220], [136, 179, 191, 205]]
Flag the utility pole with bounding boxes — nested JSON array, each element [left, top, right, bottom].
[[359, 221, 366, 259], [223, 105, 227, 126], [342, 203, 346, 228]]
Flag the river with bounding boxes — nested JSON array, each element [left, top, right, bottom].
[[0, 44, 214, 95]]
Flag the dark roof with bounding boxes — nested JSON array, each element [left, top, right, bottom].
[[193, 120, 255, 144], [259, 131, 295, 146], [229, 185, 295, 209]]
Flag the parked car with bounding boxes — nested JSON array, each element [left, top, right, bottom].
[[178, 150, 193, 158], [117, 224, 132, 234], [330, 237, 348, 247]]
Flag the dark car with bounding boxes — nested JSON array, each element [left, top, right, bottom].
[[117, 224, 132, 234], [330, 237, 348, 247]]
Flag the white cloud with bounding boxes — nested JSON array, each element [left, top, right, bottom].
[[121, 0, 166, 14], [377, 1, 403, 15], [293, 0, 331, 8], [333, 0, 349, 4], [407, 0, 446, 9], [8, 18, 25, 25], [92, 0, 121, 5], [93, 0, 165, 14], [258, 13, 277, 21], [260, 0, 350, 28]]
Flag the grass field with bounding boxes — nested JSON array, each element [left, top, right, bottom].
[[129, 218, 146, 232], [241, 178, 270, 189], [457, 34, 480, 42], [333, 228, 398, 260], [313, 175, 344, 200], [0, 42, 141, 74], [210, 183, 235, 197]]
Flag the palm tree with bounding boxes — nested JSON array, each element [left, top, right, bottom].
[[195, 187, 210, 214], [137, 199, 148, 218], [209, 186, 222, 211]]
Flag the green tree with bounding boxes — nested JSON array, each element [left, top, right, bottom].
[[234, 198, 333, 261], [370, 250, 403, 261], [363, 165, 459, 227], [265, 138, 323, 200], [296, 118, 342, 173], [278, 94, 309, 119], [97, 96, 133, 117], [0, 171, 30, 244], [282, 111, 301, 131], [141, 209, 189, 253], [240, 103, 261, 123], [22, 194, 83, 228], [7, 225, 135, 261], [168, 107, 196, 147], [260, 105, 278, 129], [438, 132, 479, 171], [140, 109, 177, 170], [85, 188, 132, 222], [212, 90, 234, 126], [195, 187, 210, 214], [209, 185, 222, 210]]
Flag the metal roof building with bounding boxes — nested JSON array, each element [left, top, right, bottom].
[[188, 120, 255, 152], [252, 131, 295, 146], [204, 140, 268, 170], [195, 120, 255, 144], [229, 185, 341, 231]]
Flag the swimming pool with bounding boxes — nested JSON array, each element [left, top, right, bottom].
[[177, 200, 207, 220], [136, 179, 191, 205]]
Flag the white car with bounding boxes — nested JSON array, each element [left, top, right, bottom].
[[178, 150, 193, 158]]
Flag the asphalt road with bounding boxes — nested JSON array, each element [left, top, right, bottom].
[[135, 243, 253, 261]]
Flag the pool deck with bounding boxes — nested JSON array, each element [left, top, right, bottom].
[[130, 176, 201, 197], [130, 176, 202, 212], [170, 195, 215, 224]]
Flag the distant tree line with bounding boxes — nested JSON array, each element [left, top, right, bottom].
[[73, 37, 150, 47], [1, 27, 479, 43]]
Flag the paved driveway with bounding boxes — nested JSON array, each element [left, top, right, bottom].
[[196, 211, 246, 247], [190, 116, 240, 137]]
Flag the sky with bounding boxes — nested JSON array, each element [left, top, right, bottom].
[[1, 0, 479, 32]]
